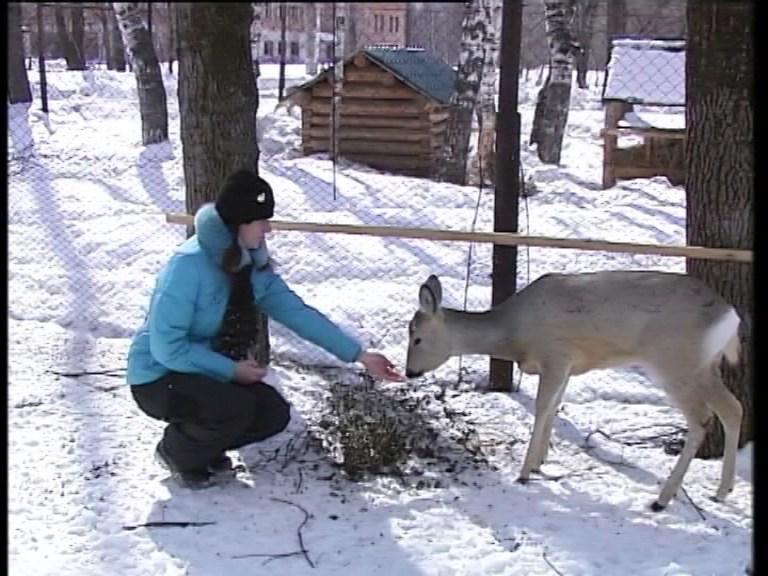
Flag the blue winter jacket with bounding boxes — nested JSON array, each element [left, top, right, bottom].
[[126, 203, 363, 385]]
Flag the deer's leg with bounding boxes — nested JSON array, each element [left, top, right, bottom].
[[534, 379, 569, 469], [652, 389, 712, 511], [705, 371, 743, 502], [518, 362, 570, 483]]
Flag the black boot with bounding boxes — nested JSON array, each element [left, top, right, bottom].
[[155, 442, 213, 490], [208, 454, 234, 474]]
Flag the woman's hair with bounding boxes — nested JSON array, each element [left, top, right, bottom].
[[221, 232, 276, 276], [221, 236, 243, 275]]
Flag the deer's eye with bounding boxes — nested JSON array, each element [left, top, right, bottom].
[[414, 338, 422, 346]]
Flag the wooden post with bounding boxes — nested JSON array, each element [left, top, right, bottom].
[[489, 0, 523, 392], [602, 100, 629, 188]]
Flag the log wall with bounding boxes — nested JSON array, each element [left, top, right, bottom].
[[294, 55, 450, 178]]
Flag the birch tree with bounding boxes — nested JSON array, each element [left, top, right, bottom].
[[331, 3, 347, 162], [103, 6, 127, 71], [476, 0, 501, 185], [174, 2, 268, 363], [440, 0, 489, 185], [529, 0, 581, 165], [307, 3, 322, 74], [113, 2, 169, 145]]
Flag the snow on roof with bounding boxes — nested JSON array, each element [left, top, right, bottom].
[[602, 38, 686, 107]]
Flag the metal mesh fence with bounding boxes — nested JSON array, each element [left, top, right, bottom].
[[8, 1, 690, 374]]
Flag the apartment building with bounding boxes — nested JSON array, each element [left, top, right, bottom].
[[252, 2, 407, 65]]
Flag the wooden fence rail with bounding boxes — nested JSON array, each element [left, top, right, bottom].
[[164, 212, 753, 263]]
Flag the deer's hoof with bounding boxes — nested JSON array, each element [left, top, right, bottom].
[[516, 476, 530, 486], [649, 501, 666, 512], [712, 487, 733, 503]]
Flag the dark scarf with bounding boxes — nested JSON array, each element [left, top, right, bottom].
[[213, 265, 263, 362]]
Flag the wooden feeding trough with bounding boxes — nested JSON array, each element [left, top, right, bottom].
[[601, 37, 687, 189], [283, 46, 456, 179]]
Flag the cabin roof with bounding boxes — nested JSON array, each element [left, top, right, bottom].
[[285, 46, 456, 105], [602, 36, 686, 107]]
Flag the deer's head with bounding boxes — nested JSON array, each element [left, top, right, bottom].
[[405, 275, 452, 378]]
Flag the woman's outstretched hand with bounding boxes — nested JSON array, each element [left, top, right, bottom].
[[233, 360, 268, 384], [358, 351, 405, 382]]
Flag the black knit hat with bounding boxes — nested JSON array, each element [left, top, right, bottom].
[[215, 169, 275, 228]]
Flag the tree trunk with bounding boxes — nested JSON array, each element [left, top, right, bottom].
[[278, 3, 287, 100], [685, 1, 753, 459], [314, 3, 323, 70], [8, 2, 33, 105], [251, 3, 263, 79], [529, 0, 580, 165], [55, 5, 87, 70], [439, 0, 488, 185], [331, 3, 347, 163], [107, 8, 127, 71], [476, 0, 501, 186], [71, 7, 86, 65], [575, 0, 597, 89], [174, 2, 269, 365], [98, 8, 108, 64], [306, 4, 319, 76], [606, 0, 626, 39], [167, 1, 176, 74], [112, 2, 169, 145]]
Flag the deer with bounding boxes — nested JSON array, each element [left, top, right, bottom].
[[404, 270, 743, 511]]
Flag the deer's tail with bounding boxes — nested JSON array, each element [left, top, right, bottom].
[[703, 307, 741, 366]]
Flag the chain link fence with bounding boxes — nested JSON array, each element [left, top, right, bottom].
[[8, 1, 689, 375]]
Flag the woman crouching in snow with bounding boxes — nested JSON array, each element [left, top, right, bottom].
[[126, 168, 404, 489]]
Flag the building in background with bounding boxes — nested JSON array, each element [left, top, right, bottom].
[[253, 3, 409, 65]]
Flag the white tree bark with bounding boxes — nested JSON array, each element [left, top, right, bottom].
[[306, 4, 318, 76], [440, 0, 489, 185], [315, 4, 323, 71], [476, 0, 501, 185], [529, 0, 581, 165], [112, 2, 168, 145], [331, 2, 346, 162]]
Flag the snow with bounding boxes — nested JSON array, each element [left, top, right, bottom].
[[8, 62, 752, 576], [603, 39, 686, 106]]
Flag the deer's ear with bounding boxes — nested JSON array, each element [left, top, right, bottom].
[[419, 275, 442, 314]]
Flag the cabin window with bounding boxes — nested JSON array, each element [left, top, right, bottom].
[[389, 16, 400, 34], [263, 40, 274, 57]]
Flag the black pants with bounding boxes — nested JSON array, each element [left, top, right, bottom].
[[131, 372, 291, 472]]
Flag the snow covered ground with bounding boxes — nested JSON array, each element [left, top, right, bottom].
[[8, 62, 752, 576]]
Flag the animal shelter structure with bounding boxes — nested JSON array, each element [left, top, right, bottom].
[[600, 38, 687, 189], [283, 46, 456, 179]]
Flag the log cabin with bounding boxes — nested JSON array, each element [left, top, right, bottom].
[[282, 46, 456, 179]]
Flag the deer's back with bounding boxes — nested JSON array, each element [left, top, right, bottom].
[[504, 271, 735, 373]]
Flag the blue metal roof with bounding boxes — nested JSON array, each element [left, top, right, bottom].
[[362, 47, 456, 105]]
